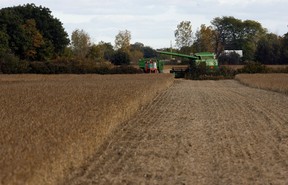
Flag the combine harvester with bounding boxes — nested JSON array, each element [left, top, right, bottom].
[[157, 51, 218, 78]]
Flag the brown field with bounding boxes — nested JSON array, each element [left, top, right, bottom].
[[235, 73, 288, 94], [221, 65, 288, 70], [62, 79, 288, 184], [2, 74, 288, 184], [0, 74, 174, 185]]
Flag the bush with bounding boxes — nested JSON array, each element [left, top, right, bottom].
[[111, 50, 130, 65], [29, 62, 51, 74], [218, 52, 242, 65], [218, 66, 237, 79], [0, 53, 30, 74], [110, 65, 143, 74], [267, 66, 288, 73], [238, 61, 268, 74], [47, 62, 72, 74]]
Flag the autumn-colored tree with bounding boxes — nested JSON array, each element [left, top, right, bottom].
[[21, 19, 44, 60], [193, 24, 215, 53]]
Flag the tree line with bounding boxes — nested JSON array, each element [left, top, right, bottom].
[[174, 19, 288, 65], [0, 4, 287, 74]]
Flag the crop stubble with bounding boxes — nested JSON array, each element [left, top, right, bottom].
[[0, 74, 174, 185], [62, 79, 288, 184], [236, 73, 288, 94]]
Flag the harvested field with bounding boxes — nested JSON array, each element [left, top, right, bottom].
[[221, 65, 288, 70], [236, 73, 288, 94], [0, 74, 174, 185], [62, 79, 288, 185]]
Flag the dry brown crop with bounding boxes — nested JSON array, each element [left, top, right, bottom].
[[0, 74, 174, 185], [235, 73, 288, 94]]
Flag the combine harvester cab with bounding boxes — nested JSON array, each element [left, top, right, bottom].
[[138, 59, 164, 73], [157, 51, 218, 78]]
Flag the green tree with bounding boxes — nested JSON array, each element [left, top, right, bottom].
[[129, 42, 144, 64], [71, 29, 91, 58], [281, 32, 288, 64], [211, 16, 242, 56], [0, 3, 69, 60], [255, 33, 282, 64], [241, 20, 266, 61], [211, 16, 266, 59], [87, 41, 114, 62], [111, 50, 130, 65], [174, 21, 193, 49], [143, 46, 157, 58], [0, 31, 9, 55], [115, 30, 131, 52]]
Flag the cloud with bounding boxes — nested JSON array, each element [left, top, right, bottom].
[[1, 0, 287, 48]]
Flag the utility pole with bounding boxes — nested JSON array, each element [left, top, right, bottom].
[[170, 40, 173, 59]]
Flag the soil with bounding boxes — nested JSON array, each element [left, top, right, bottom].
[[61, 80, 288, 185]]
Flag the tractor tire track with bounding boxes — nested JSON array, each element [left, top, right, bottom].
[[61, 80, 288, 185]]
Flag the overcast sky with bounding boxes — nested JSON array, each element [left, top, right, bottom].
[[1, 0, 288, 48]]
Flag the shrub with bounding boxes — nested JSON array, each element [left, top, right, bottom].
[[0, 53, 30, 74], [237, 61, 268, 74], [29, 62, 51, 74], [110, 65, 143, 74], [218, 66, 237, 79], [267, 66, 288, 73]]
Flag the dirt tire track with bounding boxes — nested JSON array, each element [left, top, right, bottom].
[[61, 80, 288, 185]]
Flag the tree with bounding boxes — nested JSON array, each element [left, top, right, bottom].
[[193, 24, 215, 53], [87, 41, 114, 62], [142, 46, 156, 58], [115, 30, 131, 52], [211, 16, 242, 56], [218, 52, 241, 65], [174, 21, 193, 49], [129, 42, 144, 64], [21, 19, 44, 60], [131, 42, 144, 51], [71, 29, 91, 58], [0, 3, 69, 60], [281, 32, 288, 64], [255, 33, 282, 64], [0, 31, 9, 55], [241, 20, 266, 61], [211, 16, 266, 59], [111, 50, 130, 65]]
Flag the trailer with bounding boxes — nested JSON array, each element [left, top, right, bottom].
[[138, 58, 164, 73]]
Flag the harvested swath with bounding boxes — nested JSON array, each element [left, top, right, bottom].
[[235, 73, 288, 94], [0, 74, 174, 185]]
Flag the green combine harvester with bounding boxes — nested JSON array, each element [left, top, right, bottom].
[[157, 51, 218, 78]]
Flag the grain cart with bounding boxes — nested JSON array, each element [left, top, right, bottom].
[[157, 51, 218, 78], [138, 58, 164, 73]]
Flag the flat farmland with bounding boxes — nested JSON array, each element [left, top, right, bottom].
[[62, 79, 288, 184], [236, 73, 288, 94], [0, 74, 174, 185]]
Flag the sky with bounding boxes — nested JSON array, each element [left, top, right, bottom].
[[1, 0, 288, 49]]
